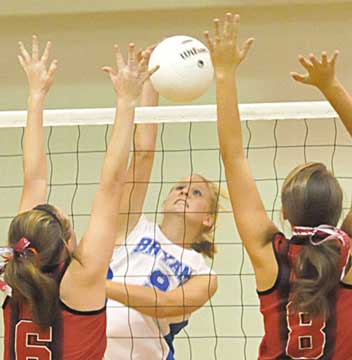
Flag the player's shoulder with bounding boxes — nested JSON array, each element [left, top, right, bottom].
[[122, 215, 156, 244], [188, 250, 214, 275]]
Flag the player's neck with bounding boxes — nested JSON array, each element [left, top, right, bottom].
[[160, 215, 200, 249]]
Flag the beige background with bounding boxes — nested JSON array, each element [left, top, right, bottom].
[[1, 1, 352, 110], [0, 1, 352, 359]]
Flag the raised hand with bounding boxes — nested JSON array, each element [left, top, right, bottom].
[[204, 13, 254, 77], [18, 35, 58, 97], [137, 44, 159, 100], [102, 43, 159, 104], [291, 51, 339, 91], [137, 44, 157, 81]]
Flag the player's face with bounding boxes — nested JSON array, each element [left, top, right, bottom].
[[163, 174, 214, 226]]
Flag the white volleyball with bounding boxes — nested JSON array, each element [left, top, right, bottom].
[[148, 35, 214, 102]]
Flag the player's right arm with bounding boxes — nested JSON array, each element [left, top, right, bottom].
[[60, 44, 158, 310], [291, 53, 352, 237], [291, 51, 352, 136], [106, 274, 217, 319], [341, 211, 352, 238], [205, 14, 278, 290], [114, 47, 159, 243]]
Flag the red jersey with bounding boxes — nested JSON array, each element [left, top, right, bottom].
[[2, 266, 107, 360], [258, 231, 352, 360]]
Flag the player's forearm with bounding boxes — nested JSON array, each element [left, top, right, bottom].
[[135, 79, 158, 153], [140, 79, 159, 107], [106, 280, 171, 318], [117, 123, 156, 214], [107, 274, 217, 319], [106, 281, 197, 319], [319, 80, 352, 136], [216, 71, 245, 162], [100, 98, 135, 188], [23, 94, 48, 183]]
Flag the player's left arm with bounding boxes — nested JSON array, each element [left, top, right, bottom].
[[291, 51, 352, 136], [341, 209, 352, 238], [106, 274, 218, 319], [114, 51, 159, 244], [18, 36, 58, 213]]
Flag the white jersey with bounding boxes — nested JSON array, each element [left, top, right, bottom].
[[106, 215, 212, 360]]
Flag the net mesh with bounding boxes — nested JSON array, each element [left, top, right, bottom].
[[0, 102, 351, 359]]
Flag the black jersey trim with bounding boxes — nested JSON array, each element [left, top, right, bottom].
[[257, 232, 285, 296], [340, 281, 352, 289], [60, 300, 106, 315], [2, 295, 10, 310]]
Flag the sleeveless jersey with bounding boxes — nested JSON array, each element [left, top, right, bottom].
[[106, 215, 213, 360], [3, 266, 107, 360], [257, 231, 352, 360]]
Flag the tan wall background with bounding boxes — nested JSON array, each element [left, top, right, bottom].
[[1, 2, 352, 110]]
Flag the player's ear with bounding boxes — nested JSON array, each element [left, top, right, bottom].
[[203, 213, 215, 229]]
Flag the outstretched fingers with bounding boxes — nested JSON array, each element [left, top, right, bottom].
[[41, 41, 52, 65], [290, 71, 309, 84], [19, 36, 53, 67], [17, 55, 26, 71], [138, 49, 151, 73], [141, 65, 159, 84], [240, 37, 255, 62], [102, 66, 117, 84], [114, 44, 125, 72], [47, 59, 58, 78], [127, 43, 136, 68], [330, 50, 339, 67], [32, 35, 39, 61], [232, 13, 240, 39], [213, 18, 221, 44], [321, 51, 328, 66], [18, 41, 31, 63], [137, 43, 157, 62], [309, 53, 320, 67], [298, 55, 313, 71], [224, 13, 234, 39], [203, 31, 213, 52]]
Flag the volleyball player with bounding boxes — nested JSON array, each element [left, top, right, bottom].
[[105, 49, 221, 359], [2, 36, 156, 359], [205, 13, 352, 359]]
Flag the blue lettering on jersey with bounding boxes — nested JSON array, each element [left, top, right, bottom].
[[177, 266, 192, 283], [161, 252, 176, 263], [146, 239, 161, 256], [132, 238, 192, 283], [133, 237, 153, 252], [150, 270, 170, 291]]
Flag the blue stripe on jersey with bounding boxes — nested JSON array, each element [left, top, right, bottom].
[[164, 320, 189, 360], [107, 267, 113, 280]]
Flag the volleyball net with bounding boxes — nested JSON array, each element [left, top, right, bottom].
[[0, 101, 350, 359]]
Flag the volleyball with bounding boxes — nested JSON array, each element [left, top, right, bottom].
[[148, 35, 214, 102]]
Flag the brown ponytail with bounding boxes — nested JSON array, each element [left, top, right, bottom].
[[5, 205, 72, 328], [191, 240, 217, 259], [281, 162, 344, 318], [5, 254, 60, 327], [293, 240, 341, 318]]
